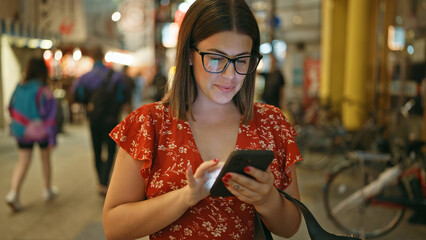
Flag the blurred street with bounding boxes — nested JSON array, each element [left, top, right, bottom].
[[1, 122, 425, 240], [1, 0, 426, 238]]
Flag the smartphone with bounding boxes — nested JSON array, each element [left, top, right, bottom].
[[210, 150, 274, 197]]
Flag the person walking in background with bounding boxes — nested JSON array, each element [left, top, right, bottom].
[[260, 53, 286, 109], [121, 65, 136, 114], [6, 57, 58, 212], [129, 67, 146, 111], [152, 65, 168, 102], [71, 46, 129, 196], [103, 0, 302, 239], [132, 74, 145, 110]]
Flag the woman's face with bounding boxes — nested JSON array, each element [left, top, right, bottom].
[[192, 31, 253, 106]]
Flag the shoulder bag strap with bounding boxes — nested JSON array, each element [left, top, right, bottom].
[[102, 69, 115, 90], [254, 211, 273, 240], [275, 188, 361, 240]]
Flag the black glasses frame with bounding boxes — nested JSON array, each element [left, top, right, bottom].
[[193, 47, 262, 75]]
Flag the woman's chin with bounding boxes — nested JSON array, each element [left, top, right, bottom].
[[213, 97, 234, 105]]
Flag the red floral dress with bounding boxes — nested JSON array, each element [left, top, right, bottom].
[[110, 102, 302, 240]]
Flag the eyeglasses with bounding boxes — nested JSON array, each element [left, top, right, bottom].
[[194, 47, 262, 75]]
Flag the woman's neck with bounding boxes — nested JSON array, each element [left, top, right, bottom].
[[192, 96, 238, 117]]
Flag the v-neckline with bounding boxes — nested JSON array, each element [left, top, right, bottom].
[[185, 117, 242, 164]]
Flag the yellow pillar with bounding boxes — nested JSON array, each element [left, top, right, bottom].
[[319, 0, 333, 104], [320, 0, 347, 113], [329, 0, 348, 111], [342, 0, 370, 131]]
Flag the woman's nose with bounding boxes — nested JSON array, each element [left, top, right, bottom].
[[221, 62, 236, 77]]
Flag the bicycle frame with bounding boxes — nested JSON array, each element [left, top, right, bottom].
[[330, 164, 402, 216], [370, 165, 426, 209]]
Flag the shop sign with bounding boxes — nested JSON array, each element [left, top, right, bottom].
[[39, 0, 87, 43]]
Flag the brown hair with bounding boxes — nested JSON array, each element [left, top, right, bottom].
[[163, 0, 260, 124], [89, 45, 105, 61], [22, 57, 48, 85]]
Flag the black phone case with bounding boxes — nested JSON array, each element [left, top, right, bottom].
[[210, 150, 274, 197]]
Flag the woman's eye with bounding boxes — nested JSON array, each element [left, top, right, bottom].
[[237, 58, 248, 64], [211, 57, 225, 62]]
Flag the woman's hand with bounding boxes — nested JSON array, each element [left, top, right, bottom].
[[222, 166, 276, 207], [184, 159, 220, 207]]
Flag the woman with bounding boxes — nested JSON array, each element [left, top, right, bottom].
[[6, 57, 58, 212], [103, 0, 302, 239]]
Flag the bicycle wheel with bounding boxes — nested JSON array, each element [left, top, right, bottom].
[[295, 124, 335, 170], [323, 161, 406, 238]]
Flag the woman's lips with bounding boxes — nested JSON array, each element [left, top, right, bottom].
[[216, 84, 234, 93]]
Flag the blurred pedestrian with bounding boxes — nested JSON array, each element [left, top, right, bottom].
[[6, 57, 58, 212], [152, 65, 168, 102], [121, 65, 135, 114], [131, 68, 146, 111], [260, 54, 286, 109], [71, 46, 129, 196]]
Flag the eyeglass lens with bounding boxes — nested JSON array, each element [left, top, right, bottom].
[[203, 54, 258, 74]]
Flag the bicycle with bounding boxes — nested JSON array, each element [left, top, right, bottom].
[[322, 100, 426, 239], [323, 142, 425, 238], [292, 97, 345, 170], [294, 98, 386, 170]]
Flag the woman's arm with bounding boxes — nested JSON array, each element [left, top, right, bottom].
[[255, 165, 301, 238], [103, 147, 218, 240]]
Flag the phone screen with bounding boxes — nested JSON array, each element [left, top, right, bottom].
[[210, 150, 274, 197]]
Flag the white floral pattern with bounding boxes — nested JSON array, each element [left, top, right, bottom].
[[110, 102, 302, 239]]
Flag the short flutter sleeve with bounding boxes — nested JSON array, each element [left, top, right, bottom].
[[253, 104, 302, 191], [109, 104, 158, 171], [275, 107, 302, 190]]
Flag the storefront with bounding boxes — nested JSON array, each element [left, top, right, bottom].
[[1, 0, 423, 142], [321, 0, 425, 142]]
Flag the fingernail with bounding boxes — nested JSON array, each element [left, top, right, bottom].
[[213, 158, 219, 163], [244, 166, 251, 172], [224, 183, 229, 187], [222, 177, 229, 183], [225, 173, 232, 179]]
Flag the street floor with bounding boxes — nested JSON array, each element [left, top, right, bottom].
[[1, 123, 425, 240]]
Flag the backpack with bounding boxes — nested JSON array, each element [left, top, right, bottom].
[[9, 85, 49, 141], [86, 69, 118, 122]]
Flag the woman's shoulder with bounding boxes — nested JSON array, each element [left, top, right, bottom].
[[14, 80, 49, 96], [252, 102, 293, 129], [110, 102, 170, 148], [124, 101, 169, 123], [133, 101, 168, 115], [252, 102, 297, 138], [16, 79, 38, 88]]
